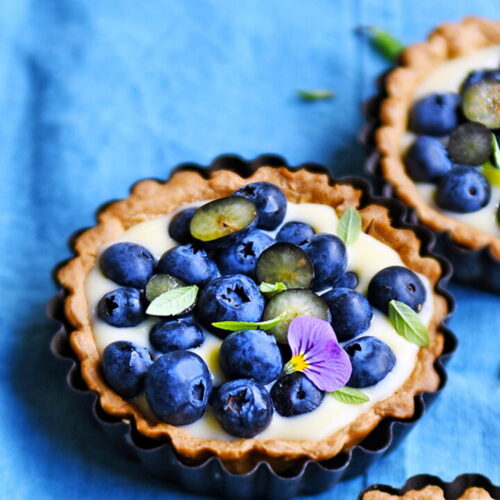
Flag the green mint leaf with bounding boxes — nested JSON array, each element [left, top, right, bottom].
[[337, 207, 362, 245], [491, 134, 500, 169], [146, 285, 199, 316], [330, 387, 370, 404], [388, 300, 430, 347], [259, 281, 287, 294], [212, 312, 286, 332], [297, 89, 335, 101], [357, 26, 405, 62]]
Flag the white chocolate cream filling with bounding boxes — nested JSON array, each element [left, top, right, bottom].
[[401, 45, 500, 239], [85, 201, 433, 441]]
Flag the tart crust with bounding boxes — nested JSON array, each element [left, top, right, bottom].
[[58, 166, 448, 473], [362, 485, 494, 500], [375, 17, 500, 260]]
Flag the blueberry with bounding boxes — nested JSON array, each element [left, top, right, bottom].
[[409, 93, 461, 136], [276, 221, 315, 246], [344, 336, 396, 388], [462, 79, 500, 129], [436, 165, 491, 213], [256, 242, 314, 289], [100, 242, 155, 288], [234, 182, 287, 230], [102, 341, 152, 399], [270, 372, 324, 417], [460, 68, 500, 93], [149, 316, 205, 353], [216, 230, 274, 278], [190, 197, 258, 248], [145, 273, 187, 302], [447, 122, 493, 166], [323, 288, 373, 342], [211, 379, 273, 437], [263, 289, 331, 343], [331, 271, 358, 290], [303, 234, 347, 290], [168, 208, 196, 244], [157, 244, 220, 286], [145, 351, 212, 425], [97, 287, 146, 327], [196, 274, 265, 337], [405, 136, 452, 182], [367, 266, 426, 314], [219, 329, 282, 385]]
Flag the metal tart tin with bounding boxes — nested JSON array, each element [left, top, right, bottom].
[[359, 473, 500, 499], [49, 155, 457, 499], [361, 74, 500, 294]]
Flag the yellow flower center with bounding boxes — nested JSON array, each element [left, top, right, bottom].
[[284, 353, 309, 374]]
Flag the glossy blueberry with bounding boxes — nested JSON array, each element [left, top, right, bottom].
[[323, 288, 373, 342], [168, 208, 196, 244], [145, 351, 212, 425], [157, 244, 220, 286], [447, 122, 493, 166], [256, 242, 314, 289], [190, 197, 258, 249], [149, 315, 205, 353], [216, 230, 274, 278], [344, 336, 396, 388], [196, 274, 265, 337], [102, 341, 152, 399], [219, 329, 282, 385], [436, 165, 491, 213], [460, 68, 500, 93], [270, 372, 324, 417], [404, 136, 452, 182], [367, 266, 426, 314], [276, 221, 315, 247], [234, 182, 287, 230], [409, 93, 461, 136], [303, 234, 347, 290], [97, 287, 145, 327], [263, 289, 331, 343], [211, 379, 273, 437], [462, 80, 500, 129], [100, 242, 155, 288], [331, 271, 358, 290]]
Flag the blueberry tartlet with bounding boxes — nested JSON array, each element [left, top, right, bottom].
[[361, 474, 499, 500], [57, 166, 450, 473], [373, 17, 500, 290]]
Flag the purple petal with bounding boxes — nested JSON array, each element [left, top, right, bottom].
[[287, 317, 352, 392]]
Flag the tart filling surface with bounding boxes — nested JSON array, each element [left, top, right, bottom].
[[376, 17, 500, 259], [58, 167, 447, 469], [86, 199, 433, 441]]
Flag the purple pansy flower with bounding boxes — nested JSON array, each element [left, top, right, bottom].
[[283, 316, 352, 392]]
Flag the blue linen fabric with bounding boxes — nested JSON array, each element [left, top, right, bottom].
[[0, 1, 499, 498]]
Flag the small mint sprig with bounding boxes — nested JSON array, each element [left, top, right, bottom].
[[297, 89, 335, 101], [388, 300, 430, 347], [491, 134, 500, 169], [259, 281, 287, 295], [337, 207, 362, 245], [330, 386, 370, 404], [146, 285, 198, 316], [356, 26, 405, 62], [212, 312, 286, 332]]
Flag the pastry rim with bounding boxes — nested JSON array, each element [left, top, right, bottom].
[[362, 484, 493, 500], [57, 166, 449, 472], [375, 16, 500, 260]]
